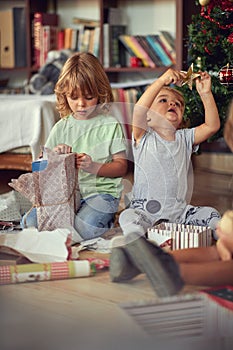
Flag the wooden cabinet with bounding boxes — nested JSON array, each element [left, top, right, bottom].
[[0, 0, 199, 88]]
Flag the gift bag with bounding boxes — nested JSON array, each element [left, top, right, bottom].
[[9, 148, 80, 231]]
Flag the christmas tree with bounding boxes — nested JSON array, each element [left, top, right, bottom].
[[178, 0, 233, 142]]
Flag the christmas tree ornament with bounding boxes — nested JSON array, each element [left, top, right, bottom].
[[218, 63, 233, 86], [199, 0, 211, 6], [181, 64, 200, 90]]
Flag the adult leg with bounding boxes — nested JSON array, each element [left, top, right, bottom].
[[178, 259, 233, 286], [74, 194, 119, 241], [170, 245, 219, 263]]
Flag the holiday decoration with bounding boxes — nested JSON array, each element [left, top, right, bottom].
[[218, 63, 233, 86], [177, 0, 233, 140], [181, 64, 200, 90], [199, 0, 211, 6]]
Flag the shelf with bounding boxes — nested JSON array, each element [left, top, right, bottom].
[[0, 0, 199, 87], [105, 66, 169, 73]]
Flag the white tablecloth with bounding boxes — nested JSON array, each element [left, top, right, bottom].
[[0, 94, 59, 160]]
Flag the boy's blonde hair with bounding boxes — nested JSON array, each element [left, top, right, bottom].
[[55, 52, 114, 118]]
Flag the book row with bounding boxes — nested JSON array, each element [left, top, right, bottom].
[[0, 7, 176, 70]]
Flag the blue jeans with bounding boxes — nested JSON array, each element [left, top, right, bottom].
[[21, 194, 120, 242], [21, 207, 37, 229], [74, 194, 120, 241]]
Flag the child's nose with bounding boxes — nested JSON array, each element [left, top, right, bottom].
[[78, 97, 85, 106]]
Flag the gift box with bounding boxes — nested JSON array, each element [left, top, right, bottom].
[[9, 148, 80, 232], [148, 222, 212, 250]]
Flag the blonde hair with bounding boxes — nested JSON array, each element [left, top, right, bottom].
[[55, 52, 113, 118], [224, 100, 233, 152]]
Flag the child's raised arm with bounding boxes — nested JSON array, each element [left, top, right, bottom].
[[194, 72, 220, 145], [133, 69, 185, 142]]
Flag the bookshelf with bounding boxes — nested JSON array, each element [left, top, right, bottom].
[[0, 0, 199, 89]]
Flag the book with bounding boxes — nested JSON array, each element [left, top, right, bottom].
[[40, 25, 58, 66], [103, 23, 110, 68], [0, 10, 15, 68], [33, 12, 59, 68], [64, 27, 72, 49], [0, 7, 27, 68], [134, 35, 163, 67], [146, 34, 173, 67], [160, 30, 176, 51], [80, 27, 92, 52], [57, 30, 65, 50], [13, 7, 27, 67], [119, 35, 155, 68], [92, 26, 100, 58], [72, 17, 99, 27], [74, 25, 96, 53], [159, 31, 176, 64], [70, 28, 79, 51], [109, 25, 127, 67], [103, 7, 126, 25]]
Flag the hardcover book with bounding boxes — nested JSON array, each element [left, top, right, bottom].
[[134, 35, 163, 67], [0, 7, 27, 68], [33, 12, 59, 68], [0, 10, 15, 68], [119, 35, 154, 68], [159, 31, 176, 63], [146, 34, 173, 67], [13, 7, 27, 67], [109, 25, 127, 67]]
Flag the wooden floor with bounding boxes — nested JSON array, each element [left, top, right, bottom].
[[0, 164, 233, 350]]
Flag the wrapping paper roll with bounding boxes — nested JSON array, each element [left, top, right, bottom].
[[0, 260, 94, 285]]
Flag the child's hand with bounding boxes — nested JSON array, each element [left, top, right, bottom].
[[53, 144, 72, 154], [75, 153, 93, 171], [195, 71, 211, 96], [160, 68, 186, 86]]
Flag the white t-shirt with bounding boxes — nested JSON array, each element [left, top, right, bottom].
[[131, 127, 199, 222]]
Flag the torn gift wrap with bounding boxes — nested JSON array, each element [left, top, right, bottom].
[[9, 148, 80, 232]]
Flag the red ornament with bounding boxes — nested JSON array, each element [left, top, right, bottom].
[[228, 33, 233, 44], [218, 64, 233, 86]]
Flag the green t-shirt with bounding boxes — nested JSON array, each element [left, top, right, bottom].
[[45, 114, 126, 199]]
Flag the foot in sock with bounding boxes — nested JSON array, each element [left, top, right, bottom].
[[110, 233, 184, 297], [110, 245, 141, 282], [125, 233, 184, 297], [110, 235, 141, 282]]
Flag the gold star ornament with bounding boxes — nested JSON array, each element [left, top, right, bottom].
[[181, 63, 200, 90]]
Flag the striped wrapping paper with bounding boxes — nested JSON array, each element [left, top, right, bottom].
[[0, 260, 94, 285], [148, 222, 212, 250]]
